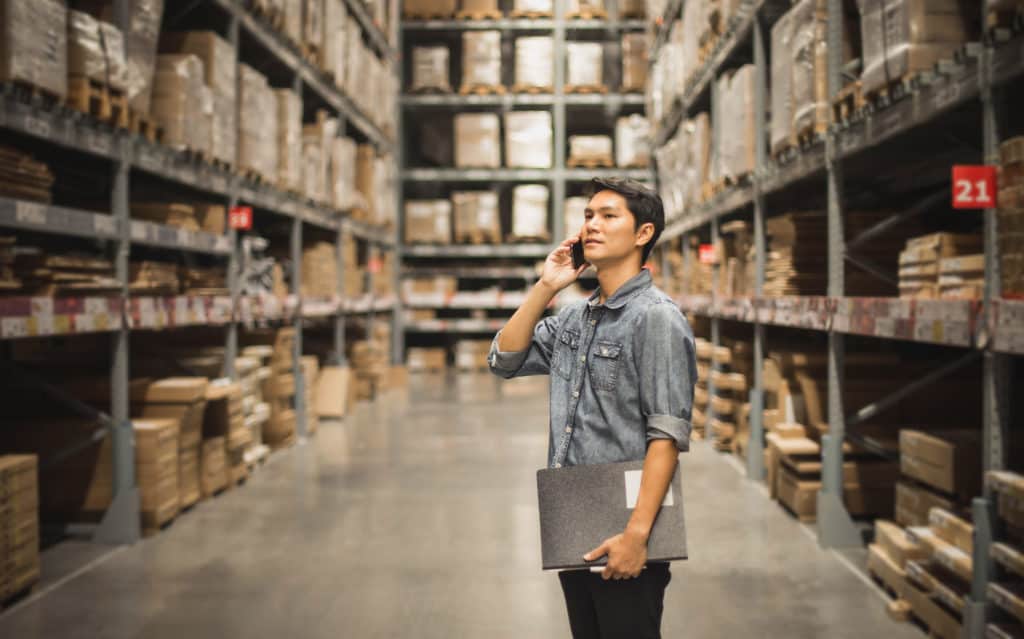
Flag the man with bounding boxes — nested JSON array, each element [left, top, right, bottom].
[[488, 178, 697, 638]]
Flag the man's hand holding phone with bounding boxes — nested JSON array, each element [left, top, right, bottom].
[[540, 236, 589, 294]]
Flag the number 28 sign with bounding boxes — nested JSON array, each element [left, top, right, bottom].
[[952, 165, 997, 209]]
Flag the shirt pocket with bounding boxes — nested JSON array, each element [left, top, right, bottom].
[[589, 340, 623, 393], [552, 328, 580, 380]]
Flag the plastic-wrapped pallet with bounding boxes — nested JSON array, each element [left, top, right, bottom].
[[615, 115, 650, 168], [275, 89, 303, 192], [511, 185, 550, 241], [859, 0, 979, 96], [238, 64, 278, 182], [514, 36, 553, 90], [564, 197, 588, 239], [68, 11, 127, 91], [355, 144, 376, 218], [283, 0, 302, 45], [621, 33, 647, 93], [310, 113, 338, 205], [566, 42, 604, 89], [513, 0, 553, 14], [462, 31, 501, 89], [411, 46, 451, 92], [455, 113, 501, 168], [1000, 137, 1024, 297], [301, 132, 324, 204], [452, 192, 501, 243], [770, 8, 795, 155], [790, 0, 828, 139], [0, 0, 68, 99], [680, 0, 701, 91], [344, 19, 362, 99], [505, 111, 553, 168], [373, 153, 395, 228], [331, 136, 358, 210], [569, 135, 613, 165], [161, 32, 237, 167], [727, 65, 756, 178], [152, 55, 209, 154], [322, 0, 347, 84], [405, 200, 452, 244], [687, 113, 711, 207]]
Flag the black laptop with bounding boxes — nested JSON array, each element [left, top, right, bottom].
[[536, 459, 687, 571]]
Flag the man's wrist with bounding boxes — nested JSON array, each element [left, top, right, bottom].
[[535, 279, 559, 298], [624, 523, 651, 544]]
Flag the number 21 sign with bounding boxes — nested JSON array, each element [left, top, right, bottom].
[[952, 165, 997, 209]]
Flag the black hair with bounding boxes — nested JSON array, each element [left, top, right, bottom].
[[584, 177, 665, 264]]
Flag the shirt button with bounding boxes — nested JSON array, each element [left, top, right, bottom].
[[572, 390, 579, 398], [554, 463, 562, 468], [590, 319, 596, 325], [565, 426, 572, 433], [580, 355, 586, 363]]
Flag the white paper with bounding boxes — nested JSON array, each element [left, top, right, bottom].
[[624, 470, 674, 509]]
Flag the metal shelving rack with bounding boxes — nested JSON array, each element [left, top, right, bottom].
[[650, 0, 1023, 633], [397, 0, 655, 347], [0, 0, 399, 545]]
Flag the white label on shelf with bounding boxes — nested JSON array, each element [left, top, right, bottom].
[[34, 314, 55, 336], [82, 297, 109, 314], [130, 221, 148, 241], [83, 130, 110, 155], [177, 229, 191, 247], [1, 317, 28, 339], [23, 114, 50, 138], [933, 82, 962, 111], [215, 236, 231, 252], [210, 174, 228, 193], [15, 201, 46, 226], [30, 297, 54, 317], [75, 313, 95, 332], [93, 215, 116, 236], [875, 317, 896, 338]]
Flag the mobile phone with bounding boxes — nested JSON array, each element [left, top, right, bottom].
[[571, 237, 586, 269]]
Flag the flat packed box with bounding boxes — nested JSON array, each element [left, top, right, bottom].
[[895, 479, 956, 527], [900, 429, 981, 498], [455, 113, 501, 168]]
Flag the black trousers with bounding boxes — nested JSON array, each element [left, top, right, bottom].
[[558, 563, 672, 639]]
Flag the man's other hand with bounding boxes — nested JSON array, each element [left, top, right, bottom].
[[583, 530, 648, 581]]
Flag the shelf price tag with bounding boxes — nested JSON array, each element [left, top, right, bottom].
[[698, 244, 716, 265], [952, 165, 997, 209], [229, 206, 253, 230]]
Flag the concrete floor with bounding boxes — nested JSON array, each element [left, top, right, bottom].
[[0, 372, 922, 638]]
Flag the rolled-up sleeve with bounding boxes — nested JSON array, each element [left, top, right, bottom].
[[635, 302, 696, 452], [488, 314, 561, 379]]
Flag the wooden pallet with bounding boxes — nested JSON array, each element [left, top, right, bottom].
[[129, 109, 163, 143], [237, 166, 269, 186], [794, 120, 827, 148], [1, 80, 62, 109], [454, 230, 502, 244], [459, 83, 507, 95], [67, 76, 129, 130], [507, 234, 551, 244], [455, 9, 504, 19], [622, 159, 651, 169], [832, 80, 866, 124], [404, 8, 456, 19], [567, 9, 608, 19], [508, 9, 553, 18], [511, 83, 553, 94], [863, 72, 919, 108], [408, 85, 454, 94], [567, 155, 614, 169], [565, 83, 608, 94], [209, 157, 233, 173]]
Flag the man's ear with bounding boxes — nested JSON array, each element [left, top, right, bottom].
[[635, 222, 655, 248]]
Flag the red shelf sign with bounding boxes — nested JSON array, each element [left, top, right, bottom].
[[699, 244, 716, 265], [952, 165, 997, 209], [229, 206, 253, 230]]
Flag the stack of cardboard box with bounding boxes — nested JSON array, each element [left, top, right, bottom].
[[0, 455, 39, 603], [999, 136, 1024, 297], [0, 0, 68, 100], [152, 54, 211, 156], [351, 340, 388, 401], [621, 33, 647, 92], [407, 347, 448, 373], [238, 63, 278, 182], [238, 350, 272, 466], [134, 419, 181, 534], [453, 192, 502, 244], [708, 340, 752, 454], [263, 328, 297, 449], [302, 242, 339, 299], [342, 234, 365, 300], [454, 340, 492, 371], [204, 381, 250, 487], [275, 88, 303, 194], [134, 377, 209, 510], [300, 356, 320, 435], [691, 338, 712, 439], [455, 114, 501, 169], [987, 471, 1024, 636], [404, 200, 452, 245], [511, 185, 551, 242], [899, 233, 983, 299], [200, 436, 227, 498]]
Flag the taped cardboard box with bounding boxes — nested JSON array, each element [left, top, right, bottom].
[[875, 519, 930, 569], [789, 0, 828, 137], [566, 42, 603, 88], [515, 36, 553, 89], [505, 111, 552, 168], [315, 366, 352, 418], [411, 46, 451, 92], [511, 184, 550, 240], [621, 33, 647, 92], [405, 200, 452, 244], [152, 54, 210, 154], [455, 113, 501, 168], [331, 136, 360, 211], [462, 31, 501, 88], [68, 11, 127, 91], [200, 436, 227, 497], [0, 0, 68, 100], [161, 31, 237, 167], [321, 0, 345, 81], [452, 191, 501, 243], [238, 64, 278, 181]]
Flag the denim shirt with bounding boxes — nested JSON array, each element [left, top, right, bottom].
[[489, 269, 697, 469]]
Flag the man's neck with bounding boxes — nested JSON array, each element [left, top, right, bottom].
[[596, 257, 643, 304]]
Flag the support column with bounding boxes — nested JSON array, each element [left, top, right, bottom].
[[224, 14, 241, 380], [552, 0, 567, 241], [747, 13, 767, 482], [334, 226, 347, 367], [818, 0, 860, 548]]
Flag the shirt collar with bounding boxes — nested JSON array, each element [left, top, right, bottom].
[[587, 268, 653, 310]]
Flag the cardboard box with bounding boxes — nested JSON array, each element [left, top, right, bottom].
[[0, 0, 68, 99], [867, 543, 909, 598], [896, 480, 956, 527], [900, 429, 981, 497], [152, 54, 210, 153], [454, 113, 501, 169], [461, 30, 501, 87], [138, 399, 207, 449], [989, 582, 1024, 626], [514, 36, 553, 89], [407, 347, 447, 372], [411, 45, 451, 92], [178, 445, 200, 508], [777, 463, 894, 521], [875, 519, 929, 569], [511, 184, 550, 240], [275, 89, 303, 193], [133, 377, 209, 404], [68, 11, 127, 90], [405, 200, 452, 244], [200, 437, 227, 497], [238, 63, 278, 182], [405, 0, 456, 15], [566, 42, 603, 87], [909, 526, 973, 582], [452, 191, 501, 243], [316, 366, 352, 418], [621, 33, 647, 92], [505, 111, 552, 168], [928, 507, 973, 555]]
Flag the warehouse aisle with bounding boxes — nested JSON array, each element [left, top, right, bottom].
[[0, 372, 921, 638]]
